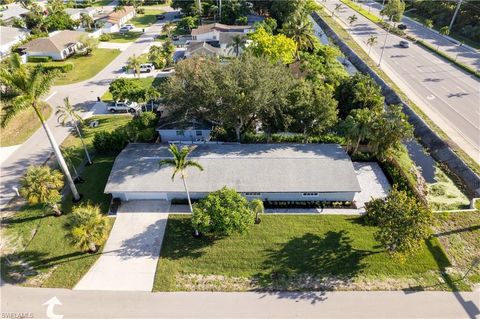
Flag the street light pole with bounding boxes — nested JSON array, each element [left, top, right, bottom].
[[378, 24, 390, 66], [449, 0, 463, 33]]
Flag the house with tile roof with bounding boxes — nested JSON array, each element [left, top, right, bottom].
[[96, 6, 136, 33], [19, 30, 87, 60]]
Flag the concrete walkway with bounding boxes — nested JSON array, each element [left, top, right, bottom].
[[74, 201, 170, 291]]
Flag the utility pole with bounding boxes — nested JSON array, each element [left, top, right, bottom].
[[218, 0, 222, 21], [378, 20, 391, 66], [197, 0, 202, 25], [449, 0, 463, 33]]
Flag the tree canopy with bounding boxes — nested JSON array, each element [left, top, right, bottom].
[[248, 27, 297, 64]]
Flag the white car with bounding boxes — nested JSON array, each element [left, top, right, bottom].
[[140, 63, 155, 73], [107, 101, 140, 113]]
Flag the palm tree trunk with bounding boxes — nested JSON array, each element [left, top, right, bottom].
[[182, 174, 199, 236], [74, 121, 92, 165], [33, 105, 81, 201], [353, 137, 361, 155]]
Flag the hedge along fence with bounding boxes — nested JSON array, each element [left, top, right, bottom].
[[311, 11, 480, 198], [338, 0, 479, 79]]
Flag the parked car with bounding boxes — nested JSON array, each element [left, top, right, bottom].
[[156, 14, 165, 20], [139, 63, 155, 73], [172, 35, 180, 41], [119, 26, 131, 33], [398, 24, 407, 30], [124, 24, 134, 29], [119, 24, 134, 32], [107, 100, 140, 113], [399, 40, 410, 48]]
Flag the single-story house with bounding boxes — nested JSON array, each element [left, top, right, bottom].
[[97, 6, 135, 33], [19, 30, 87, 60], [104, 143, 361, 202], [191, 23, 252, 41], [184, 41, 220, 58], [0, 5, 29, 26], [156, 120, 212, 142], [66, 7, 97, 22], [0, 26, 29, 58]]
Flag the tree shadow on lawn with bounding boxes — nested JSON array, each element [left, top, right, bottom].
[[254, 231, 377, 302]]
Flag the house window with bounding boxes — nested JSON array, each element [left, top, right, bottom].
[[176, 130, 185, 136], [302, 193, 319, 197], [245, 192, 261, 196], [196, 130, 203, 136]]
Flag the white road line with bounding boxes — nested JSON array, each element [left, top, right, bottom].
[[44, 91, 57, 101]]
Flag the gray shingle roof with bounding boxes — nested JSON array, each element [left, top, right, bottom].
[[105, 143, 361, 194], [21, 30, 86, 53]]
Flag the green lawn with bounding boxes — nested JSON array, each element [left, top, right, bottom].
[[0, 115, 132, 288], [92, 0, 113, 6], [130, 8, 165, 28], [154, 214, 469, 292], [108, 32, 143, 43], [0, 103, 51, 147], [52, 49, 120, 85], [101, 77, 166, 101]]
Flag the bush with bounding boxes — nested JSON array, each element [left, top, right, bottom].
[[136, 7, 145, 14], [241, 132, 346, 144], [27, 56, 52, 62], [40, 62, 74, 73], [92, 130, 128, 154], [192, 187, 255, 236], [99, 34, 112, 41]]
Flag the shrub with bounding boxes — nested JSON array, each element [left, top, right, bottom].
[[66, 204, 109, 253], [241, 132, 345, 144], [27, 56, 52, 63], [192, 187, 255, 236], [92, 130, 128, 154], [40, 62, 74, 73], [136, 7, 145, 14], [99, 34, 112, 41]]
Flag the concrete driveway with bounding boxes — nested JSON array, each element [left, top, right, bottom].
[[74, 200, 170, 291]]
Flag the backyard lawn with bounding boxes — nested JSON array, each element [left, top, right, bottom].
[[107, 31, 143, 43], [0, 115, 131, 288], [0, 103, 51, 147], [154, 214, 469, 292], [130, 8, 165, 28], [52, 49, 120, 85]]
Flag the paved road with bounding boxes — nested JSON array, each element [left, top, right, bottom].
[[359, 0, 479, 71], [0, 8, 176, 210], [1, 284, 479, 318], [321, 0, 480, 164], [75, 201, 169, 291]]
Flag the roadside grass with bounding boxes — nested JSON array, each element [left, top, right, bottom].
[[0, 156, 115, 288], [101, 76, 166, 101], [339, 0, 382, 23], [92, 0, 112, 6], [108, 31, 143, 43], [315, 10, 480, 176], [428, 166, 470, 211], [131, 8, 165, 28], [51, 49, 120, 85], [153, 214, 468, 292], [434, 211, 480, 285], [0, 103, 51, 147]]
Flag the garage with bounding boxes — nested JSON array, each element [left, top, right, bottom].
[[123, 192, 168, 201]]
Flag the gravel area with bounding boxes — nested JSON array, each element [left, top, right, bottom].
[[353, 162, 391, 209]]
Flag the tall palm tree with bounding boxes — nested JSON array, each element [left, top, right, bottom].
[[19, 165, 64, 216], [227, 34, 247, 57], [66, 204, 109, 252], [366, 35, 378, 56], [56, 97, 92, 165], [61, 146, 82, 182], [80, 12, 93, 29], [281, 12, 317, 58], [333, 4, 342, 17], [160, 144, 204, 235], [162, 21, 176, 39], [126, 54, 142, 77], [347, 14, 358, 26], [0, 54, 81, 201], [342, 108, 374, 155]]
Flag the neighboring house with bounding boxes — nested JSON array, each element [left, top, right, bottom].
[[66, 7, 97, 22], [156, 120, 212, 142], [0, 5, 29, 26], [97, 6, 135, 33], [104, 143, 361, 202], [187, 23, 252, 58], [19, 30, 87, 60], [0, 26, 29, 58]]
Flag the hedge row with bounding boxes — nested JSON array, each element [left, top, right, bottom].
[[241, 132, 346, 144], [40, 62, 74, 73], [27, 56, 52, 62]]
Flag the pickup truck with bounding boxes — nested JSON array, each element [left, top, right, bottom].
[[106, 101, 140, 113]]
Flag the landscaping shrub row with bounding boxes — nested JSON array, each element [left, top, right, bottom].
[[241, 132, 346, 144], [27, 56, 52, 63], [40, 62, 74, 73], [264, 200, 355, 209]]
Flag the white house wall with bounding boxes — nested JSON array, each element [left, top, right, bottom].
[[157, 129, 211, 142]]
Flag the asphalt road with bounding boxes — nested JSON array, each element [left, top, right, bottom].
[[0, 8, 176, 210], [321, 0, 480, 164], [1, 283, 479, 318]]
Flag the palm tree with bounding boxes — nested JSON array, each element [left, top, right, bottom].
[[250, 199, 264, 224], [114, 5, 126, 12], [366, 35, 378, 56], [227, 34, 247, 57], [347, 14, 358, 26], [61, 146, 82, 182], [126, 54, 142, 77], [281, 12, 317, 58], [66, 204, 109, 253], [0, 53, 81, 201], [162, 22, 176, 39], [19, 165, 64, 216], [56, 97, 92, 165], [333, 4, 342, 17], [342, 108, 375, 155], [160, 144, 204, 235], [80, 12, 93, 29]]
